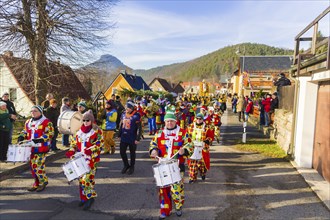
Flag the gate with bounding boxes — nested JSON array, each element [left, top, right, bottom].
[[312, 81, 330, 182]]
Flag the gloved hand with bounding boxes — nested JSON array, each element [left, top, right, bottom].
[[65, 151, 75, 159], [32, 138, 44, 144], [17, 136, 24, 143], [203, 139, 210, 145]]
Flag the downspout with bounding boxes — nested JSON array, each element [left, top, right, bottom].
[[288, 68, 299, 160]]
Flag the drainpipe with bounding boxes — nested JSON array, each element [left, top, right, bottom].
[[288, 69, 299, 160]]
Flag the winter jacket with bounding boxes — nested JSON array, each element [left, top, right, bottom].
[[245, 102, 254, 114], [274, 76, 291, 87], [0, 109, 12, 131], [101, 109, 117, 130], [262, 98, 272, 113], [271, 97, 279, 111]]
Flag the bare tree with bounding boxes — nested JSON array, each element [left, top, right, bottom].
[[0, 0, 116, 104]]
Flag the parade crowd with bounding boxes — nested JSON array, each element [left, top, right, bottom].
[[0, 74, 288, 219]]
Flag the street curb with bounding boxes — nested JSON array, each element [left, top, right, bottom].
[[290, 160, 330, 210], [0, 150, 67, 182]]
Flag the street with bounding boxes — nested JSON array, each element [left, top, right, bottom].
[[0, 111, 329, 220]]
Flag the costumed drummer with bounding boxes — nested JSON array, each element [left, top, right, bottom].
[[65, 110, 103, 210], [149, 110, 193, 219], [17, 105, 54, 192], [187, 113, 214, 183]]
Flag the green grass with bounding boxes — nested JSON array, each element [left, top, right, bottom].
[[234, 139, 288, 159]]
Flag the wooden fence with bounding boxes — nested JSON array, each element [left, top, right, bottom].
[[279, 85, 295, 112]]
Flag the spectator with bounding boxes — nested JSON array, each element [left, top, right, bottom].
[[273, 73, 291, 98], [227, 93, 232, 110], [71, 103, 78, 111], [41, 93, 54, 111], [77, 101, 88, 114], [270, 92, 279, 120], [45, 99, 60, 151], [219, 95, 227, 112], [0, 101, 14, 161], [1, 92, 17, 144], [231, 94, 238, 113], [245, 98, 254, 122], [115, 95, 125, 130], [258, 97, 265, 126], [244, 95, 249, 111], [261, 94, 272, 127], [236, 95, 245, 122], [111, 94, 116, 101], [60, 97, 71, 147]]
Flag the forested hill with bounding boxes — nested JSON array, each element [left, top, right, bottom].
[[134, 43, 293, 83]]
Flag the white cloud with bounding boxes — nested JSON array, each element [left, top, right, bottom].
[[104, 1, 329, 69]]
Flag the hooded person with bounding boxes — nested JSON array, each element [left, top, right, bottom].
[[101, 100, 117, 154], [17, 105, 54, 192], [65, 109, 103, 210]]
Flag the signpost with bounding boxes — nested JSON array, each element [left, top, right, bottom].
[[242, 121, 247, 143]]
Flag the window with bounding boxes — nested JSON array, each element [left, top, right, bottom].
[[112, 88, 117, 96], [9, 88, 17, 101]]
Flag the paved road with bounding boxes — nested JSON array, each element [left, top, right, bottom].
[[1, 111, 329, 220]]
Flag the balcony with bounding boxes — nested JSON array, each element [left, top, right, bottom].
[[291, 7, 330, 76]]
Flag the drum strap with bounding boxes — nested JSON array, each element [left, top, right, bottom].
[[28, 116, 47, 146], [164, 126, 180, 160], [192, 123, 205, 141], [77, 129, 95, 152]]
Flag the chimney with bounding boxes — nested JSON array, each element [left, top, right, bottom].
[[3, 51, 13, 57]]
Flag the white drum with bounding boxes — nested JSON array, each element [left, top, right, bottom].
[[62, 153, 91, 182], [7, 144, 32, 163], [152, 159, 182, 187], [58, 111, 83, 135], [190, 141, 204, 160]]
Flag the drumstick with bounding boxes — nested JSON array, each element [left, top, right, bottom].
[[18, 140, 39, 147], [155, 143, 190, 162]]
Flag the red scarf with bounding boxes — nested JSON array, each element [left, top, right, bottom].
[[81, 124, 92, 133]]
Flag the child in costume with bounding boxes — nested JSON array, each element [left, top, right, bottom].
[[65, 110, 103, 210]]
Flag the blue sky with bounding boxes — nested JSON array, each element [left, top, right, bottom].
[[100, 0, 330, 70]]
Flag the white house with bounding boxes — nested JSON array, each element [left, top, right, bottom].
[[0, 52, 34, 116], [290, 8, 329, 183], [0, 51, 90, 117]]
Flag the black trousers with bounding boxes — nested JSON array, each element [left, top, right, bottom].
[[120, 142, 136, 167], [238, 111, 245, 122], [0, 130, 10, 161]]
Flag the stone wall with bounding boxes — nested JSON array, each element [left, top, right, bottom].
[[249, 108, 293, 154], [273, 109, 293, 153]]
